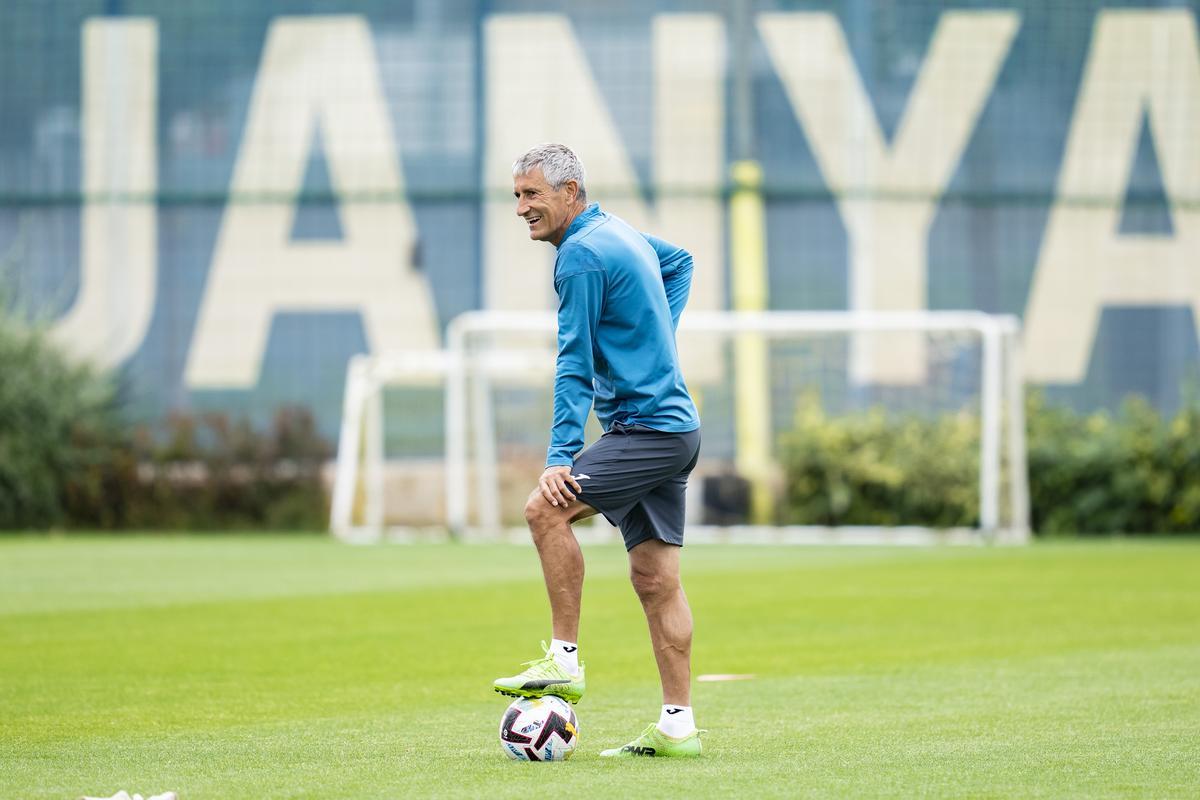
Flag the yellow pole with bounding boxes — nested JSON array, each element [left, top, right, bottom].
[[729, 160, 773, 524]]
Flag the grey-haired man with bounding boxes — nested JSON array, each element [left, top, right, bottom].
[[493, 143, 705, 758]]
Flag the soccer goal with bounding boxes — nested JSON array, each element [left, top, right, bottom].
[[332, 310, 1029, 545]]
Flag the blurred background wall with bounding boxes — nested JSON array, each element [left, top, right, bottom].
[[1, 0, 1197, 444]]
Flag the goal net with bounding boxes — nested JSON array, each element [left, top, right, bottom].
[[332, 310, 1028, 544]]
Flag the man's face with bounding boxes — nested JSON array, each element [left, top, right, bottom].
[[514, 168, 579, 245]]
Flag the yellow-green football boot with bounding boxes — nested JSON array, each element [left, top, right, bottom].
[[493, 641, 585, 704], [599, 724, 706, 758]]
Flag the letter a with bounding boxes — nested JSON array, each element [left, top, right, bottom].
[[186, 16, 437, 388], [1025, 10, 1200, 382]]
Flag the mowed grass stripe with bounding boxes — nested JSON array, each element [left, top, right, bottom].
[[9, 647, 1198, 799], [2, 538, 1198, 798]]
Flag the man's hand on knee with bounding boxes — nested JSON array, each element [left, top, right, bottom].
[[540, 466, 582, 508]]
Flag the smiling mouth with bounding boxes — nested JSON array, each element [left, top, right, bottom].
[[526, 216, 541, 227]]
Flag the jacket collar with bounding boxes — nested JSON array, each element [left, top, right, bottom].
[[556, 202, 602, 248]]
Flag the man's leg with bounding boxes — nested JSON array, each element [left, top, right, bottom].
[[493, 493, 597, 703], [598, 537, 703, 757], [627, 539, 692, 706], [522, 490, 598, 642]]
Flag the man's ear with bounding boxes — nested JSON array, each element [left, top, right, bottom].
[[564, 180, 580, 204]]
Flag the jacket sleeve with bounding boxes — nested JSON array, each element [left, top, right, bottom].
[[546, 255, 606, 467], [642, 233, 693, 331]]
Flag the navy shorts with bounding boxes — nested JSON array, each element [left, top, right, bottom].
[[571, 422, 701, 551]]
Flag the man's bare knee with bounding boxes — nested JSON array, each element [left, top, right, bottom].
[[524, 495, 564, 541], [524, 491, 581, 537], [523, 490, 547, 528], [628, 540, 681, 602], [630, 563, 676, 603]]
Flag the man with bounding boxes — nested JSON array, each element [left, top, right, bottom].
[[492, 143, 704, 758]]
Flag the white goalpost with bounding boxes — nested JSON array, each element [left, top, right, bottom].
[[329, 350, 453, 543], [332, 310, 1029, 545]]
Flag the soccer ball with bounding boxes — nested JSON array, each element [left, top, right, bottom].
[[498, 696, 579, 761]]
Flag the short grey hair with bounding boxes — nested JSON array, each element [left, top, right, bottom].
[[512, 143, 588, 203]]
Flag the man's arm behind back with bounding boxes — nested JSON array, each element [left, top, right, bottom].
[[641, 233, 693, 331]]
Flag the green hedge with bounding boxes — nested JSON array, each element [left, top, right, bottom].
[[778, 392, 1200, 535], [108, 409, 332, 531], [0, 314, 330, 532], [1025, 393, 1200, 535], [0, 317, 125, 528], [778, 395, 978, 529]]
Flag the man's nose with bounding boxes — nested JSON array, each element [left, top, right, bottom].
[[516, 199, 528, 216]]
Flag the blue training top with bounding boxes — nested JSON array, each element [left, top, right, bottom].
[[547, 202, 700, 467]]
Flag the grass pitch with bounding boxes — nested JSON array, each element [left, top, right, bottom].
[[2, 536, 1198, 799]]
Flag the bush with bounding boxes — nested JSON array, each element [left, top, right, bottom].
[[0, 317, 126, 528], [116, 408, 332, 531], [1026, 393, 1200, 535], [778, 394, 978, 528], [0, 311, 331, 532], [778, 392, 1200, 535]]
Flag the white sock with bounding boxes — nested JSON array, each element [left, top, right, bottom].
[[656, 704, 695, 738], [549, 639, 579, 674]]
